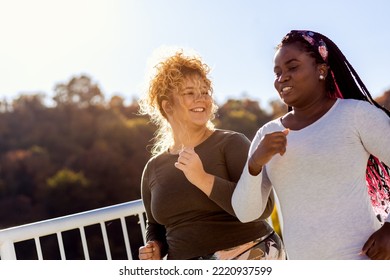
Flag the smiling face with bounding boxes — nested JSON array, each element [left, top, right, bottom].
[[273, 42, 327, 108], [169, 74, 213, 129]]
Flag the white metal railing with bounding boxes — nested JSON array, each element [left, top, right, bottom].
[[0, 199, 146, 260], [0, 195, 283, 260]]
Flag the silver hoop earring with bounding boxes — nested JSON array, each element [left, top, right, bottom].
[[319, 74, 325, 80]]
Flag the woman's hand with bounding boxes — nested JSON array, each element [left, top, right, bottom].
[[174, 147, 214, 196], [249, 129, 289, 175], [138, 241, 162, 260], [361, 222, 390, 260]]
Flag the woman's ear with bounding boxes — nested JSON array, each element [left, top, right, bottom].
[[161, 100, 173, 116]]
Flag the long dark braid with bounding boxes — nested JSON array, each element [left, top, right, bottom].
[[279, 30, 390, 221], [322, 35, 390, 116]]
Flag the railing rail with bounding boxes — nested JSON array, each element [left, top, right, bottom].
[[0, 199, 146, 260]]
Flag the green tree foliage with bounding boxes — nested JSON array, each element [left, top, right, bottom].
[[0, 75, 156, 228], [44, 169, 90, 216], [216, 99, 272, 140]]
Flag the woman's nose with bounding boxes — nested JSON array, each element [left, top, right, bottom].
[[277, 72, 289, 83]]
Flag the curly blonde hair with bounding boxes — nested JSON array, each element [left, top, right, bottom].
[[138, 50, 218, 155]]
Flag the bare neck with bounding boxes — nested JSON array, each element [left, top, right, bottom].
[[170, 125, 214, 154], [283, 97, 337, 130]]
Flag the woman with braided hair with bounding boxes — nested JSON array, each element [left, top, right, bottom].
[[232, 30, 390, 259]]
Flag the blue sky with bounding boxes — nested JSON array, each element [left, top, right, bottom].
[[1, 0, 389, 109]]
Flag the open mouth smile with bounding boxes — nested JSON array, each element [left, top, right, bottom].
[[281, 86, 292, 94], [190, 107, 205, 112]]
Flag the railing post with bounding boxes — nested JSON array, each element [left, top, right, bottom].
[[0, 240, 17, 260]]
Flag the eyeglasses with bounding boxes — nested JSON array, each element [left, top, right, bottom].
[[180, 91, 212, 101]]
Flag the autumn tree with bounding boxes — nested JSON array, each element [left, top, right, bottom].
[[375, 89, 390, 111], [53, 75, 104, 108]]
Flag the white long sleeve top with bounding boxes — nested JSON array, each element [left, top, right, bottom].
[[232, 98, 390, 259]]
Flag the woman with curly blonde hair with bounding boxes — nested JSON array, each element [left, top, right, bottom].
[[138, 49, 285, 260], [138, 49, 218, 156]]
